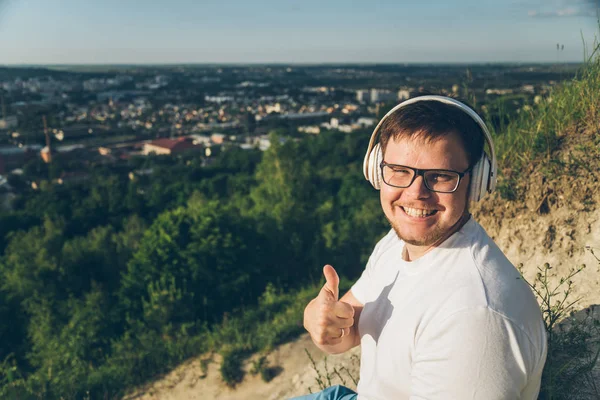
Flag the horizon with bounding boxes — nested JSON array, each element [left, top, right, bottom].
[[1, 0, 599, 64], [0, 61, 587, 66]]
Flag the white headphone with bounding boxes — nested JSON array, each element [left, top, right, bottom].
[[362, 95, 497, 203]]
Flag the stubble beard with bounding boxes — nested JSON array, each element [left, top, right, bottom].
[[385, 204, 472, 247], [386, 216, 447, 247]]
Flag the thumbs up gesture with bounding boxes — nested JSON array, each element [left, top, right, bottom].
[[304, 265, 355, 347]]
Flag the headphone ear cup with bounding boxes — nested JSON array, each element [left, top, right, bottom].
[[479, 154, 491, 199], [368, 143, 382, 190], [375, 144, 383, 190], [469, 156, 483, 203], [468, 154, 491, 202]]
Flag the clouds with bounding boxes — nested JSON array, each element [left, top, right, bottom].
[[527, 0, 599, 17], [528, 7, 596, 17]]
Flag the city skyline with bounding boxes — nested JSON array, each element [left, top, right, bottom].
[[0, 0, 599, 64]]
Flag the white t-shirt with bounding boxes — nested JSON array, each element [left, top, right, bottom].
[[351, 217, 547, 400]]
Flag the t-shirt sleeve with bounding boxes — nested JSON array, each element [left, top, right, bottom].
[[350, 260, 371, 305], [350, 230, 393, 304], [409, 307, 542, 400]]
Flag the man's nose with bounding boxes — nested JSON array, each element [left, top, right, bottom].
[[404, 175, 431, 198]]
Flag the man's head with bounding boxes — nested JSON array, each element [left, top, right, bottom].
[[378, 100, 485, 169], [376, 99, 485, 248]]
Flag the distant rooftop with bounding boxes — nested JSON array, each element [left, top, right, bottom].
[[148, 137, 198, 151]]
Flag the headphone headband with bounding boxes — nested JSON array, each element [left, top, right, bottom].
[[363, 95, 497, 194]]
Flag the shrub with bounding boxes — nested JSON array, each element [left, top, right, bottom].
[[220, 347, 245, 387], [519, 260, 600, 400]]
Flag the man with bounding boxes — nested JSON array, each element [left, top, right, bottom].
[[296, 96, 547, 400]]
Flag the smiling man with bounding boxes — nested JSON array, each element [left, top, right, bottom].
[[297, 96, 547, 400]]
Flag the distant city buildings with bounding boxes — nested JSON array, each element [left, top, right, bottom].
[[0, 145, 41, 174], [205, 95, 234, 104], [0, 63, 568, 197], [356, 88, 411, 104], [210, 133, 227, 145], [298, 126, 321, 135], [521, 85, 535, 94], [397, 89, 410, 101], [356, 89, 370, 103], [370, 89, 396, 103], [486, 88, 514, 95], [0, 116, 18, 130], [357, 117, 376, 127], [142, 137, 203, 156]]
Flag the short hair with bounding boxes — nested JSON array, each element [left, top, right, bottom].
[[378, 97, 485, 168]]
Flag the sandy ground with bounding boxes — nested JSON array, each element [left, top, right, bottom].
[[123, 334, 361, 400]]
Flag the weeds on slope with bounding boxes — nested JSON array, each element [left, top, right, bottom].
[[519, 250, 600, 400]]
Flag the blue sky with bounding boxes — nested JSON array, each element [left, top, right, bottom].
[[0, 0, 598, 64]]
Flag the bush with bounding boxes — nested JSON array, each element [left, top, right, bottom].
[[220, 347, 246, 387], [519, 260, 600, 400], [250, 355, 279, 383]]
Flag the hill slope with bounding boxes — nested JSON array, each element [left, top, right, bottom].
[[126, 56, 600, 399], [125, 114, 600, 400]]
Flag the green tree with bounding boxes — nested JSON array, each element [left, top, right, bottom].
[[120, 199, 265, 330]]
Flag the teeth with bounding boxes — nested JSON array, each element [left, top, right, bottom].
[[403, 207, 436, 217]]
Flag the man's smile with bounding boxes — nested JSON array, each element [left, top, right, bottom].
[[400, 206, 438, 218]]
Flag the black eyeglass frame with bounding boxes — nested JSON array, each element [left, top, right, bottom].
[[380, 161, 472, 193]]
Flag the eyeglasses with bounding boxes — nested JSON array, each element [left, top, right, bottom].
[[380, 161, 472, 193]]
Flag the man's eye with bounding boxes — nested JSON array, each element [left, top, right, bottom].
[[391, 167, 411, 174], [429, 173, 454, 182]]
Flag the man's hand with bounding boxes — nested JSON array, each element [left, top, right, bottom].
[[304, 265, 356, 347]]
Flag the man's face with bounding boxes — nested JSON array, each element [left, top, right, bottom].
[[380, 132, 470, 247]]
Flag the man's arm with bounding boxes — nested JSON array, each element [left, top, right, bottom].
[[303, 265, 364, 355]]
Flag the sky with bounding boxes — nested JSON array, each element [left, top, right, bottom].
[[0, 0, 598, 64]]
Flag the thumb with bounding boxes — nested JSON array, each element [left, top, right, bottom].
[[322, 264, 340, 301]]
